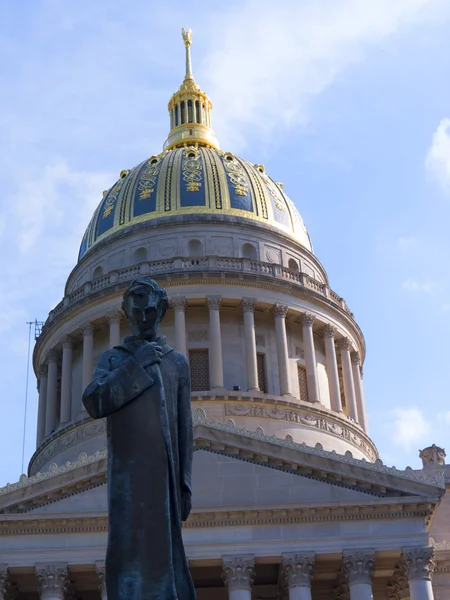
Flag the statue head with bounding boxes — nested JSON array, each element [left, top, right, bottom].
[[122, 278, 169, 341]]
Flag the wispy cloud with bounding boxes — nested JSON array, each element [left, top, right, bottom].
[[402, 277, 437, 293], [425, 118, 450, 194], [385, 408, 432, 451], [205, 0, 443, 150]]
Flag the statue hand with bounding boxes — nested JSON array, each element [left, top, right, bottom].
[[181, 486, 192, 521], [133, 342, 163, 368]]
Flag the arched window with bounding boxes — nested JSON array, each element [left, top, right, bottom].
[[187, 100, 193, 123], [288, 258, 299, 271], [175, 104, 179, 126], [195, 100, 200, 123], [188, 239, 204, 257], [93, 265, 103, 280], [242, 243, 257, 260], [180, 101, 186, 124], [133, 247, 147, 263]]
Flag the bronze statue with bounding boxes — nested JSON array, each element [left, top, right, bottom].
[[83, 278, 196, 600]]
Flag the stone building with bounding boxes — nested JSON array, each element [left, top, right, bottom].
[[0, 30, 449, 600]]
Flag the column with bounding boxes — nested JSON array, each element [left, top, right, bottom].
[[402, 547, 436, 600], [207, 296, 224, 390], [241, 298, 259, 391], [322, 324, 342, 412], [222, 555, 255, 600], [172, 297, 188, 357], [337, 338, 358, 422], [82, 323, 94, 391], [108, 312, 122, 348], [300, 313, 320, 403], [273, 304, 292, 396], [95, 561, 107, 600], [36, 364, 48, 446], [35, 564, 68, 600], [45, 349, 59, 436], [281, 553, 315, 600], [60, 336, 73, 424], [343, 550, 375, 600], [351, 352, 368, 432]]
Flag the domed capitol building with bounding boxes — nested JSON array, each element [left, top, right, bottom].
[[1, 30, 450, 600]]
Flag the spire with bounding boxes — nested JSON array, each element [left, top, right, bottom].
[[164, 28, 219, 151], [182, 28, 193, 80]]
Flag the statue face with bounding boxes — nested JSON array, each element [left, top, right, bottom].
[[123, 284, 163, 340]]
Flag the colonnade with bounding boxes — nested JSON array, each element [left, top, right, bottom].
[[36, 298, 367, 447], [2, 547, 436, 598]]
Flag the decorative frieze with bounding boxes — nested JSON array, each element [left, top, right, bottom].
[[281, 552, 314, 588], [343, 550, 374, 585], [401, 547, 435, 581], [224, 403, 377, 460], [35, 564, 68, 599], [222, 555, 255, 591]]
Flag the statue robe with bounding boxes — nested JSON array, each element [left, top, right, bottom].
[[82, 336, 196, 600]]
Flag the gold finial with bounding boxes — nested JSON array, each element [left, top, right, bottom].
[[182, 27, 193, 79]]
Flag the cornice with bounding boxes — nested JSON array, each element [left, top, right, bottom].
[[0, 498, 440, 537]]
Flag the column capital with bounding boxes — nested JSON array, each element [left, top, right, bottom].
[[241, 297, 257, 313], [401, 547, 435, 582], [170, 296, 187, 311], [46, 349, 59, 364], [351, 351, 361, 365], [343, 549, 375, 586], [272, 303, 289, 319], [107, 311, 123, 324], [39, 364, 48, 378], [35, 563, 68, 598], [207, 295, 222, 311], [0, 565, 12, 599], [300, 312, 315, 326], [281, 552, 315, 589], [322, 323, 337, 339], [336, 337, 352, 352], [82, 323, 94, 336], [222, 555, 255, 592], [61, 335, 73, 350]]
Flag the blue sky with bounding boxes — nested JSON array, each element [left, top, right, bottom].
[[0, 0, 450, 483]]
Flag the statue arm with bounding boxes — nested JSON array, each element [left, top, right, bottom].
[[177, 355, 193, 495], [82, 350, 154, 419]]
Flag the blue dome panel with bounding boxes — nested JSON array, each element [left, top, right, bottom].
[[180, 150, 206, 207], [133, 159, 161, 217], [223, 155, 253, 213], [97, 178, 124, 237]]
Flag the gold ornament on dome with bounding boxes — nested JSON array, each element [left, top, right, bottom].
[[102, 176, 126, 219], [138, 155, 162, 200], [258, 168, 285, 211], [223, 153, 249, 196], [183, 146, 202, 192]]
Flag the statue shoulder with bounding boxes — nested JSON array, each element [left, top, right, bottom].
[[96, 346, 128, 368]]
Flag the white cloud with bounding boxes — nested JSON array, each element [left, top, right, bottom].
[[425, 118, 450, 194], [204, 0, 443, 150], [402, 277, 436, 293], [386, 408, 432, 450]]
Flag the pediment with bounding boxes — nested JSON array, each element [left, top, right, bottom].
[[0, 415, 444, 516]]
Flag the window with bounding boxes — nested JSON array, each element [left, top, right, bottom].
[[242, 243, 257, 260], [288, 258, 299, 271], [188, 239, 204, 257], [195, 100, 200, 123], [180, 101, 186, 124], [298, 365, 310, 402], [189, 350, 210, 391], [188, 100, 193, 123], [257, 353, 267, 393], [93, 265, 103, 280], [133, 247, 147, 262], [175, 104, 179, 126]]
